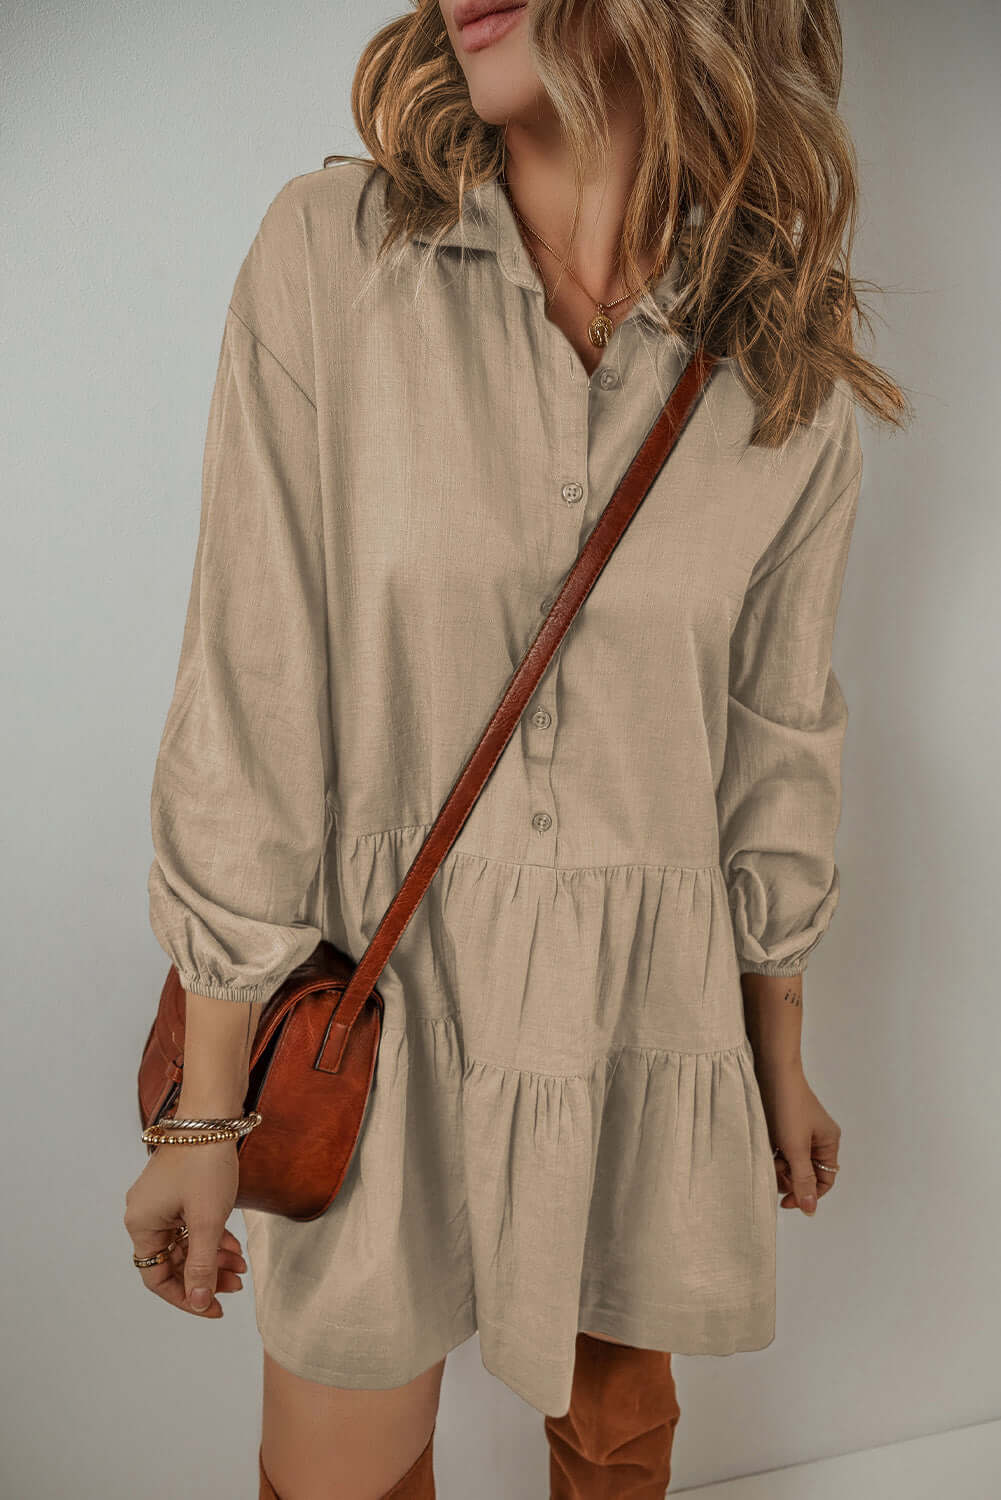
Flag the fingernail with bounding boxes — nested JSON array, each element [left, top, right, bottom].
[[190, 1288, 211, 1309], [803, 1196, 816, 1213]]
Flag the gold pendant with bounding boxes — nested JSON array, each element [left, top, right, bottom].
[[587, 310, 614, 347]]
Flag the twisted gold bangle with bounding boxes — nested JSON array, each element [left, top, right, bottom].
[[159, 1112, 260, 1131], [141, 1109, 262, 1147]]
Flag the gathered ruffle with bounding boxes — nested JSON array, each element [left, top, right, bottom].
[[326, 826, 754, 1057], [242, 826, 777, 1418]]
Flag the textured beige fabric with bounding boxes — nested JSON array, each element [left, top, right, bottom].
[[147, 159, 863, 1417]]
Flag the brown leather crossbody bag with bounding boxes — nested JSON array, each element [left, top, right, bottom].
[[137, 346, 718, 1221]]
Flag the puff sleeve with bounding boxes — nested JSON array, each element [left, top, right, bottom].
[[146, 180, 333, 1003], [717, 393, 863, 978]]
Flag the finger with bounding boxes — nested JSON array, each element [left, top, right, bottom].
[[151, 1268, 225, 1315], [811, 1157, 839, 1199], [127, 1217, 188, 1287], [784, 1145, 818, 1214], [776, 1173, 800, 1210], [773, 1155, 800, 1211], [126, 1212, 187, 1262], [219, 1226, 244, 1258], [167, 1229, 245, 1274], [134, 1252, 227, 1314], [134, 1257, 179, 1297], [183, 1212, 227, 1312]]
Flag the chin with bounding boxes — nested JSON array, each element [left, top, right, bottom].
[[466, 70, 549, 126], [449, 11, 550, 128]]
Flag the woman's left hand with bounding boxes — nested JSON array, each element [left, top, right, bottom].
[[754, 1060, 841, 1215]]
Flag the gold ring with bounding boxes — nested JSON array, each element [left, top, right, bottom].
[[133, 1221, 189, 1269], [772, 1149, 841, 1175]]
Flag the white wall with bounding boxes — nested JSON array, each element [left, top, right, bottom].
[[3, 1, 998, 1494]]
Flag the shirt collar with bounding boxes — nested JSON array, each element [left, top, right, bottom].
[[409, 172, 683, 320]]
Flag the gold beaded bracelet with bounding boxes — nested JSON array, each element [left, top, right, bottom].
[[141, 1110, 263, 1148]]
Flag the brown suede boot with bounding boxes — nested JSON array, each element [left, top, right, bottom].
[[544, 1332, 681, 1498], [381, 1426, 436, 1498], [258, 1426, 436, 1499]]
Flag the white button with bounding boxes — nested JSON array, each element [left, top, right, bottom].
[[532, 811, 553, 833], [597, 368, 620, 389], [561, 482, 584, 505], [531, 707, 552, 729]]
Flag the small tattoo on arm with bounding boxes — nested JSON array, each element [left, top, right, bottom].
[[784, 987, 802, 1007]]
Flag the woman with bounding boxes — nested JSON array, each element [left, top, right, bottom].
[[125, 1, 908, 1496]]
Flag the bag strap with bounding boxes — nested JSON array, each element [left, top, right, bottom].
[[317, 345, 718, 1071]]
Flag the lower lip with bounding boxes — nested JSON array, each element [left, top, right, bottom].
[[459, 5, 527, 52]]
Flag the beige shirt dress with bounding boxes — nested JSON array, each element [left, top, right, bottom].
[[147, 158, 863, 1418]]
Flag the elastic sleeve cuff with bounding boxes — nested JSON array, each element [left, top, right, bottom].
[[172, 973, 284, 1004], [738, 957, 809, 978]]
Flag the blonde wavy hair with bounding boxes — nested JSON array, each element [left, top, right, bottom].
[[325, 0, 911, 448]]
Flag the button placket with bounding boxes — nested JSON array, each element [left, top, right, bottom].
[[521, 332, 594, 864], [524, 653, 557, 770], [535, 364, 592, 861]]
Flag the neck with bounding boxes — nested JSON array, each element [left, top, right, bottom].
[[500, 70, 659, 303]]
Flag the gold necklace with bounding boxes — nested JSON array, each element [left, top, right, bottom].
[[502, 183, 656, 348]]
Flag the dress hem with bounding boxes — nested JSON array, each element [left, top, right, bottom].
[[577, 1296, 777, 1357], [256, 1297, 479, 1391], [251, 1289, 776, 1421]]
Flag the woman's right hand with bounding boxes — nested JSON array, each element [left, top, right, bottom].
[[124, 1138, 246, 1316]]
